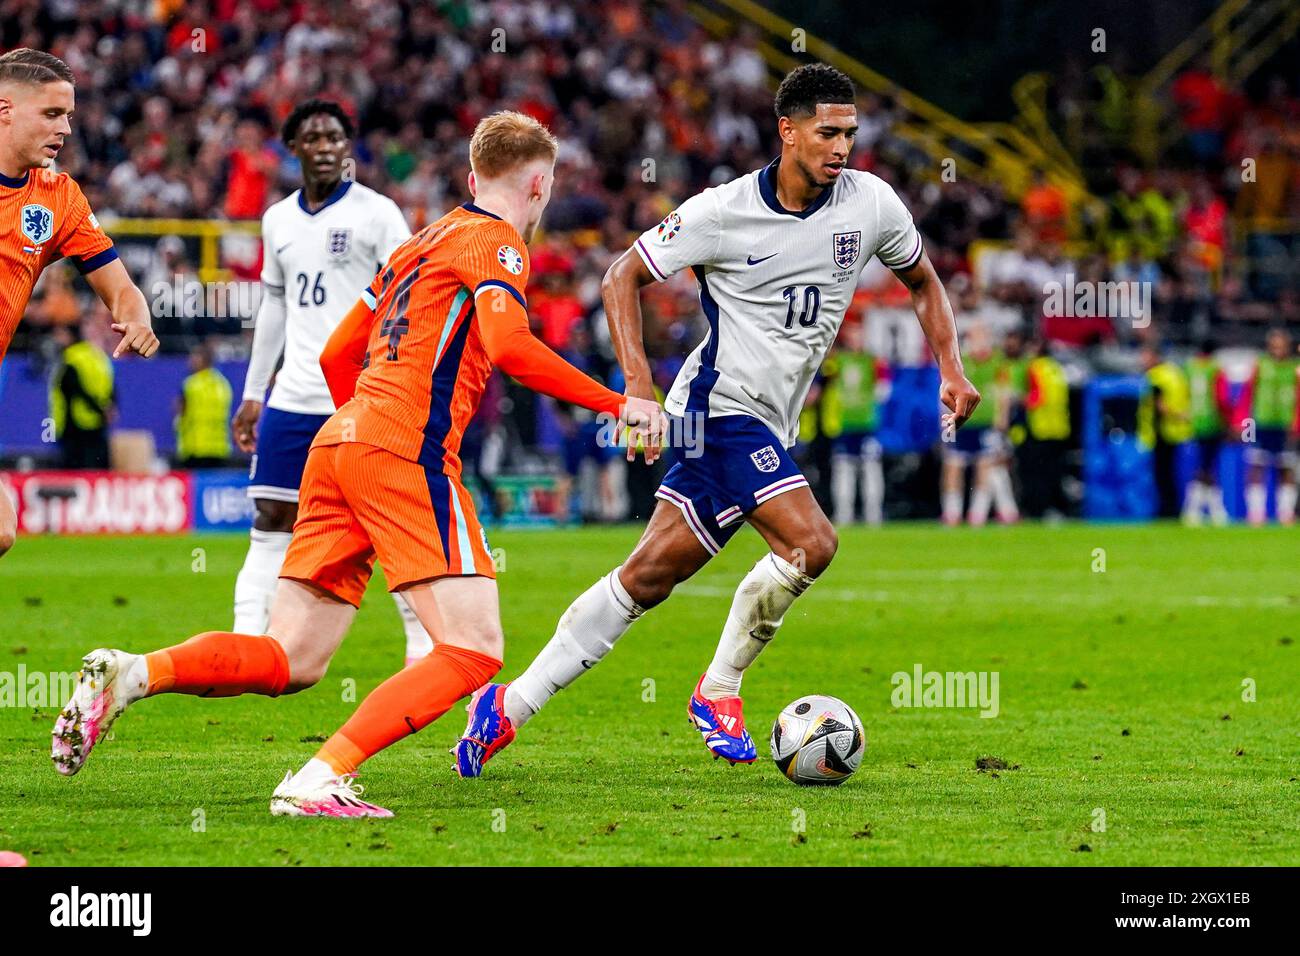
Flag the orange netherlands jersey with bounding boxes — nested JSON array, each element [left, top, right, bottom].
[[0, 167, 116, 365], [312, 203, 535, 475]]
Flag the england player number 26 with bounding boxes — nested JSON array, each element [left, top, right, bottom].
[[295, 271, 327, 307]]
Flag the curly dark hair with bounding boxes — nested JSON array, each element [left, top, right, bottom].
[[773, 63, 855, 119], [281, 98, 354, 146]]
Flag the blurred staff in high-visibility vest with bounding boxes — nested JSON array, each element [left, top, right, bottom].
[[826, 320, 890, 526], [1138, 342, 1192, 519], [1182, 339, 1232, 525], [1019, 337, 1071, 519], [50, 320, 115, 469], [175, 342, 233, 468], [1241, 328, 1299, 526]]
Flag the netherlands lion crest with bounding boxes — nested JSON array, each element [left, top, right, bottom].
[[832, 230, 861, 270], [21, 204, 53, 246], [326, 227, 352, 260], [750, 445, 780, 473]]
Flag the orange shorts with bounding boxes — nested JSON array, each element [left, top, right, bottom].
[[280, 442, 495, 607]]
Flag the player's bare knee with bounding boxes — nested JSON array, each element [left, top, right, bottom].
[[253, 499, 297, 534], [794, 523, 837, 578], [283, 646, 330, 692], [620, 554, 676, 608], [446, 627, 504, 661], [0, 528, 14, 557]]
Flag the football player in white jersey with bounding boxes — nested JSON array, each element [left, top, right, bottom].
[[455, 64, 980, 774], [230, 100, 433, 666]]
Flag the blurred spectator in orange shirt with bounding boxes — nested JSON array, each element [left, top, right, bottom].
[[1172, 57, 1231, 166], [1020, 170, 1069, 244], [224, 120, 277, 220]]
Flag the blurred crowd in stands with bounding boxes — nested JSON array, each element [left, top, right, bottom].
[[4, 0, 1298, 521]]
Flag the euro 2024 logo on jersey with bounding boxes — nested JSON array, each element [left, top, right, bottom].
[[656, 211, 682, 244], [326, 227, 352, 260], [833, 230, 861, 270], [21, 204, 54, 246], [497, 244, 524, 275], [750, 445, 781, 473]]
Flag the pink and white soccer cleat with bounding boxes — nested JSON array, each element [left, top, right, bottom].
[[51, 649, 136, 776], [269, 771, 393, 818]]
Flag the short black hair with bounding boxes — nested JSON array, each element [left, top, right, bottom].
[[0, 48, 75, 87], [774, 63, 854, 119], [281, 99, 354, 146]]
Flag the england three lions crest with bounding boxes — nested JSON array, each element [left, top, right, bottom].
[[326, 227, 352, 260], [750, 445, 781, 473], [21, 204, 54, 246], [833, 230, 861, 270]]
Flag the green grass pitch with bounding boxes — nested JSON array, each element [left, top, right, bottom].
[[1, 523, 1296, 866]]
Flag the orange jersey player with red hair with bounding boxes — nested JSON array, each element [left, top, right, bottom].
[[52, 111, 666, 819], [284, 199, 630, 599], [0, 48, 159, 560]]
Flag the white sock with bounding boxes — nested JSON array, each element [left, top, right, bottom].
[[942, 488, 963, 524], [1279, 483, 1297, 524], [121, 651, 149, 704], [1246, 483, 1267, 525], [293, 757, 341, 787], [395, 595, 433, 663], [233, 529, 291, 633], [863, 456, 884, 525], [990, 465, 1019, 521], [700, 553, 815, 699], [1182, 481, 1206, 524], [968, 483, 992, 526], [1208, 485, 1228, 525], [503, 567, 644, 727], [831, 455, 856, 524]]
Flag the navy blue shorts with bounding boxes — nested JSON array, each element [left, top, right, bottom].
[[943, 425, 998, 461], [1244, 427, 1296, 468], [654, 414, 808, 555], [834, 428, 880, 458], [247, 407, 332, 502]]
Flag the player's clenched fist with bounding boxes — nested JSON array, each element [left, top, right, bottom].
[[620, 394, 668, 464], [231, 399, 262, 454], [940, 371, 980, 429]]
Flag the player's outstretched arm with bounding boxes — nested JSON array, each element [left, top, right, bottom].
[[602, 249, 658, 398], [477, 284, 626, 416], [894, 251, 979, 428], [601, 249, 668, 461], [85, 259, 159, 358], [319, 296, 375, 408]]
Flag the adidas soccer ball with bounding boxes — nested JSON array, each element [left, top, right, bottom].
[[770, 695, 865, 785]]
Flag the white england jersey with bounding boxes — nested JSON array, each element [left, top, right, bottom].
[[255, 180, 410, 415], [634, 160, 923, 447]]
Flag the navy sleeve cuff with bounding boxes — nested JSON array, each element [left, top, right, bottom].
[[70, 246, 119, 276]]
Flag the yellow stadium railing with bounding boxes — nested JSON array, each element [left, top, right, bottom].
[[98, 217, 261, 284], [686, 0, 1100, 220], [1132, 0, 1300, 163]]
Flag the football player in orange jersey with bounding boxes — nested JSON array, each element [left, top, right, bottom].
[[0, 49, 159, 558], [52, 112, 664, 816]]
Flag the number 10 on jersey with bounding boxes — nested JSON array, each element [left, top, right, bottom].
[[782, 285, 821, 329]]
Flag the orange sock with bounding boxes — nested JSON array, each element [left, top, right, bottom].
[[145, 632, 290, 698], [317, 643, 501, 775]]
